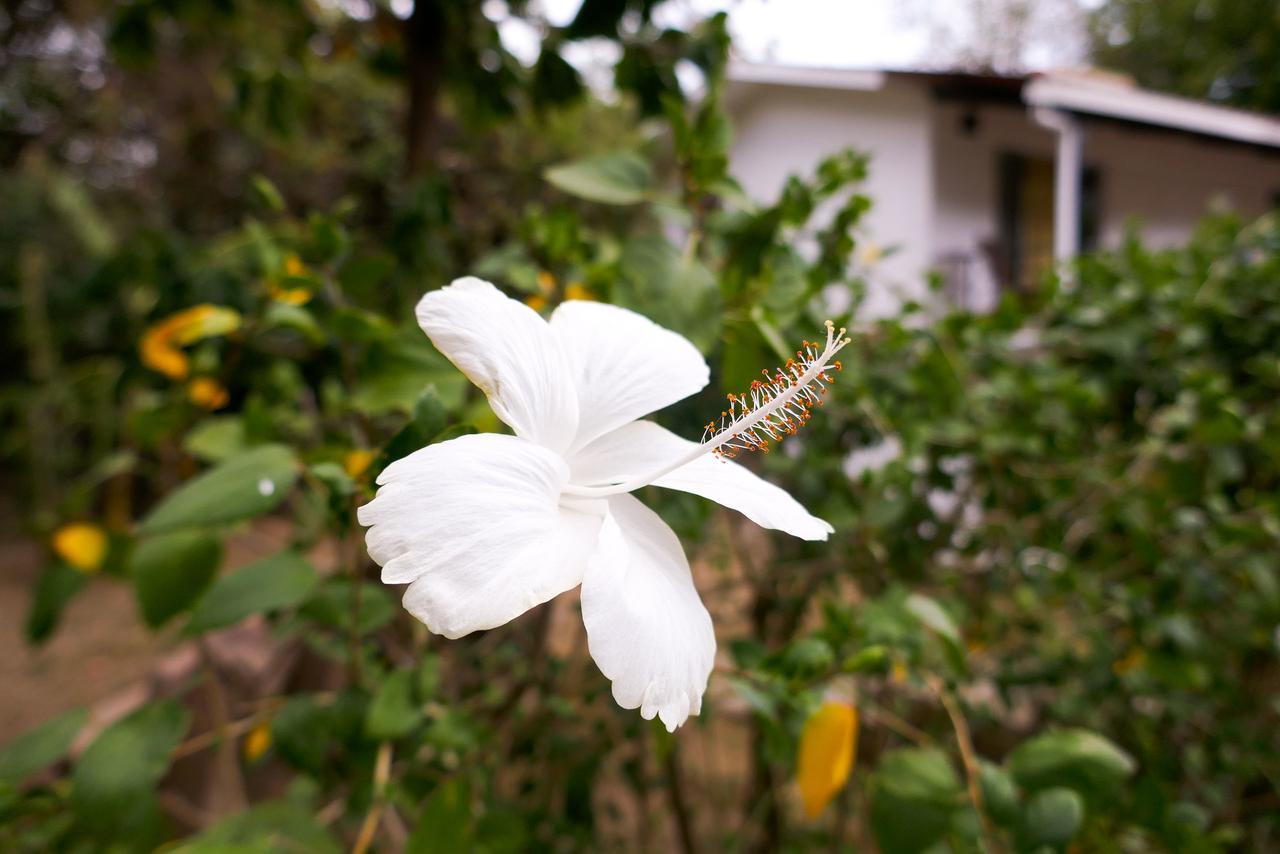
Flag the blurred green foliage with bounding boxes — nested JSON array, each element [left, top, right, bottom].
[[1, 0, 1278, 852]]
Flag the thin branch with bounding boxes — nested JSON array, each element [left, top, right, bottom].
[[926, 674, 1003, 854]]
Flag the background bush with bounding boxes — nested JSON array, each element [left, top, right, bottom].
[[2, 1, 1278, 851]]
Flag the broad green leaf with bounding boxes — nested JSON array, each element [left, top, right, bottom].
[[979, 760, 1021, 827], [186, 550, 318, 633], [406, 779, 473, 854], [366, 670, 420, 740], [138, 444, 298, 533], [905, 593, 960, 646], [131, 530, 222, 627], [25, 561, 86, 645], [173, 801, 340, 853], [544, 152, 651, 205], [300, 580, 395, 635], [71, 700, 189, 833], [182, 416, 247, 463], [380, 389, 448, 467], [869, 748, 963, 853], [1022, 787, 1084, 848], [0, 706, 87, 784], [1007, 729, 1136, 795]]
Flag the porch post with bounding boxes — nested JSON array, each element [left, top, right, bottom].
[[1033, 108, 1083, 261]]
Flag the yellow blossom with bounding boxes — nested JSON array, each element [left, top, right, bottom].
[[267, 281, 313, 305], [890, 659, 909, 684], [139, 305, 242, 380], [797, 701, 858, 818], [524, 294, 548, 312], [283, 253, 307, 277], [187, 377, 229, 410], [535, 270, 556, 295], [344, 448, 377, 479], [564, 282, 594, 301], [1113, 647, 1147, 676], [52, 523, 108, 573], [242, 722, 272, 762]]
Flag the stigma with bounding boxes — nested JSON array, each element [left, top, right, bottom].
[[702, 320, 850, 459]]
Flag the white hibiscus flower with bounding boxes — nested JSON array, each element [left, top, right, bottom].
[[358, 277, 848, 730]]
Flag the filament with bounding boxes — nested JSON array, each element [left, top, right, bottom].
[[562, 320, 849, 497]]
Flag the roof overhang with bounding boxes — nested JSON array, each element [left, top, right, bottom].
[[727, 61, 1280, 152], [1024, 75, 1280, 150]]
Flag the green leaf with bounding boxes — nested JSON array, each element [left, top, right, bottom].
[[250, 174, 286, 213], [905, 593, 960, 646], [299, 579, 395, 635], [1022, 787, 1085, 848], [186, 550, 318, 634], [173, 801, 340, 853], [366, 670, 420, 740], [380, 389, 448, 466], [71, 700, 189, 834], [544, 152, 652, 205], [869, 748, 963, 853], [138, 444, 298, 533], [182, 416, 248, 463], [1007, 729, 1136, 796], [131, 530, 222, 628], [406, 779, 473, 854], [0, 706, 87, 784], [25, 561, 86, 645], [979, 761, 1021, 826]]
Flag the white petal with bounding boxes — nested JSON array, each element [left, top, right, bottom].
[[571, 421, 834, 541], [550, 300, 709, 452], [358, 433, 602, 638], [581, 494, 715, 731], [417, 278, 578, 454]]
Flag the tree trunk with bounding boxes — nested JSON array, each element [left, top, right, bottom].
[[403, 0, 446, 178]]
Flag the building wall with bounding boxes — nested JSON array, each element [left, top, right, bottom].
[[930, 98, 1280, 307], [732, 79, 1280, 315], [729, 80, 934, 318]]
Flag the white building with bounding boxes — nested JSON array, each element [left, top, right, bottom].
[[728, 63, 1280, 315]]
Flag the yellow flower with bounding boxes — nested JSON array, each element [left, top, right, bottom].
[[890, 659, 909, 684], [344, 448, 377, 479], [564, 282, 594, 301], [524, 294, 548, 312], [797, 701, 858, 818], [52, 523, 108, 574], [242, 722, 272, 762], [139, 305, 242, 380], [269, 255, 313, 305], [187, 377, 229, 410], [1113, 647, 1147, 676], [535, 270, 556, 296]]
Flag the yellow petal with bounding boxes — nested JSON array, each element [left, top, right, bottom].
[[242, 722, 272, 762], [267, 280, 313, 305], [564, 282, 594, 301], [139, 305, 241, 379], [139, 326, 189, 380], [52, 523, 108, 573], [524, 294, 548, 312], [344, 448, 377, 479], [536, 270, 556, 296], [283, 253, 307, 277], [167, 304, 242, 345], [797, 701, 858, 818], [187, 377, 229, 410]]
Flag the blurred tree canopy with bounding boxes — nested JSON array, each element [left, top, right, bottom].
[[1088, 0, 1280, 112], [1, 1, 1279, 852]]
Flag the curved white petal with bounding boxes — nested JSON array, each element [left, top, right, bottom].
[[570, 421, 834, 541], [550, 300, 709, 452], [417, 278, 578, 454], [581, 494, 715, 731], [358, 433, 602, 638]]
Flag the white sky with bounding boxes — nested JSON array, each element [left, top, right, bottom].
[[517, 0, 1091, 71]]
